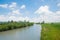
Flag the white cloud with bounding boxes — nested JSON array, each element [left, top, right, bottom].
[[0, 15, 8, 21], [0, 2, 60, 23], [0, 15, 5, 20], [57, 3, 60, 7], [12, 10, 20, 15], [9, 2, 16, 8], [8, 16, 30, 21], [0, 2, 27, 22], [8, 16, 18, 21], [0, 4, 8, 8], [35, 5, 60, 23], [9, 2, 17, 10], [18, 16, 30, 21], [20, 5, 26, 9], [55, 11, 60, 15], [0, 2, 17, 10], [8, 4, 28, 22], [29, 17, 42, 22], [7, 9, 22, 19], [0, 2, 22, 16], [0, 14, 30, 22], [35, 5, 53, 14], [8, 2, 22, 16]]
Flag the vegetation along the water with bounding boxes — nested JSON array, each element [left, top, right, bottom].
[[0, 20, 34, 32], [41, 23, 60, 40]]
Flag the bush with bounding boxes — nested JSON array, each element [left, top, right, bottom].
[[0, 21, 34, 32]]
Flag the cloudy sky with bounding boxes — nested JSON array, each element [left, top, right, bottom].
[[0, 0, 60, 22]]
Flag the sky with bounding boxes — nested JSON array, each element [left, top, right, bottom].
[[0, 0, 60, 23]]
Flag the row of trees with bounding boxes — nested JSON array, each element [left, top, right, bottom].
[[0, 20, 34, 32], [36, 21, 45, 24]]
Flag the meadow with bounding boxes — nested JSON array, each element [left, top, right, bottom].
[[0, 21, 34, 32], [41, 23, 60, 40]]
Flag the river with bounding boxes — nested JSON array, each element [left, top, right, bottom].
[[0, 24, 41, 40]]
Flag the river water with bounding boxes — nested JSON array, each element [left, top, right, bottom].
[[0, 24, 41, 40]]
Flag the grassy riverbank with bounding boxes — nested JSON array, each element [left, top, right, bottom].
[[41, 23, 60, 40], [0, 21, 34, 32]]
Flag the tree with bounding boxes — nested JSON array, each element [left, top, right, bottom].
[[41, 21, 44, 24], [11, 20, 13, 22]]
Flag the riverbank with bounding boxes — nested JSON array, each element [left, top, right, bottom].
[[41, 23, 60, 40], [0, 21, 34, 32]]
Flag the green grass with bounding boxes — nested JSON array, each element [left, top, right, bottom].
[[0, 21, 34, 32], [41, 23, 60, 40]]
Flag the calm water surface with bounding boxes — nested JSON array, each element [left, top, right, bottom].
[[0, 24, 41, 40]]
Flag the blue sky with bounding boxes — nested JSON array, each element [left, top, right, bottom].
[[0, 0, 60, 22]]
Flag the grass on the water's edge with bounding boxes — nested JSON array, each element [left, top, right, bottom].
[[41, 23, 60, 40], [0, 21, 34, 32]]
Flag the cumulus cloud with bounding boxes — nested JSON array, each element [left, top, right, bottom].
[[12, 9, 21, 15], [57, 3, 60, 7], [0, 15, 5, 20], [0, 14, 30, 22], [9, 2, 17, 10], [0, 4, 8, 8], [35, 5, 60, 22], [9, 2, 16, 7], [20, 5, 26, 9], [0, 15, 8, 21], [35, 5, 53, 14], [0, 2, 30, 22], [55, 11, 60, 15], [8, 2, 22, 15], [0, 2, 17, 9], [0, 2, 60, 23]]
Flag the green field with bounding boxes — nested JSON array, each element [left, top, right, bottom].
[[41, 23, 60, 40], [0, 21, 34, 32]]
